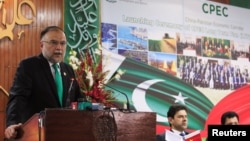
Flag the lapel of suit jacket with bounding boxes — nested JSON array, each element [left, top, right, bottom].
[[39, 54, 61, 106]]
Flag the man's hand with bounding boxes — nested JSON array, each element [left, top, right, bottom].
[[4, 123, 22, 139]]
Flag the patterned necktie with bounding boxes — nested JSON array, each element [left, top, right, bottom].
[[53, 63, 63, 106], [180, 132, 185, 141]]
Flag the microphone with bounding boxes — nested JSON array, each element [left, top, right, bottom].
[[66, 78, 74, 108], [104, 84, 135, 112]]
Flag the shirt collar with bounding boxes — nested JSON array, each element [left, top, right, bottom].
[[49, 61, 60, 68], [171, 129, 184, 135]]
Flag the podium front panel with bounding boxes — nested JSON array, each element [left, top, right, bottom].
[[15, 109, 156, 141]]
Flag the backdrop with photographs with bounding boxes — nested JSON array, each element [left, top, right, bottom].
[[64, 0, 250, 138]]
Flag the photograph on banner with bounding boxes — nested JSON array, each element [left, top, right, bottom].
[[117, 25, 148, 51], [202, 37, 231, 59], [148, 30, 176, 54], [118, 49, 148, 63], [101, 23, 118, 53], [176, 33, 202, 57], [230, 40, 250, 61], [148, 52, 177, 76]]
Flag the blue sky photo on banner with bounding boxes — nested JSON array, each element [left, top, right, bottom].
[[64, 0, 250, 138]]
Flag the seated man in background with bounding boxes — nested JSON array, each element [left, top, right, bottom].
[[156, 104, 189, 141], [206, 111, 240, 141], [221, 111, 239, 125]]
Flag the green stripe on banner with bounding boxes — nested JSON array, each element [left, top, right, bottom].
[[107, 56, 214, 130]]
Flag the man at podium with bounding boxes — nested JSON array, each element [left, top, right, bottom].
[[4, 26, 84, 140]]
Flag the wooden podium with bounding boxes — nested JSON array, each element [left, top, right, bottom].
[[13, 109, 156, 141]]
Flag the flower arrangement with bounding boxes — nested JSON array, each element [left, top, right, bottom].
[[68, 46, 125, 107]]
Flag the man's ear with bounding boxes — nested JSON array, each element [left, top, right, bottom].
[[168, 117, 173, 123]]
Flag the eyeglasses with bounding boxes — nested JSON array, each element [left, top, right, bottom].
[[42, 40, 67, 47]]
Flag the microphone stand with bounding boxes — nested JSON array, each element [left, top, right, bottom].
[[104, 84, 135, 112], [65, 78, 74, 108]]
